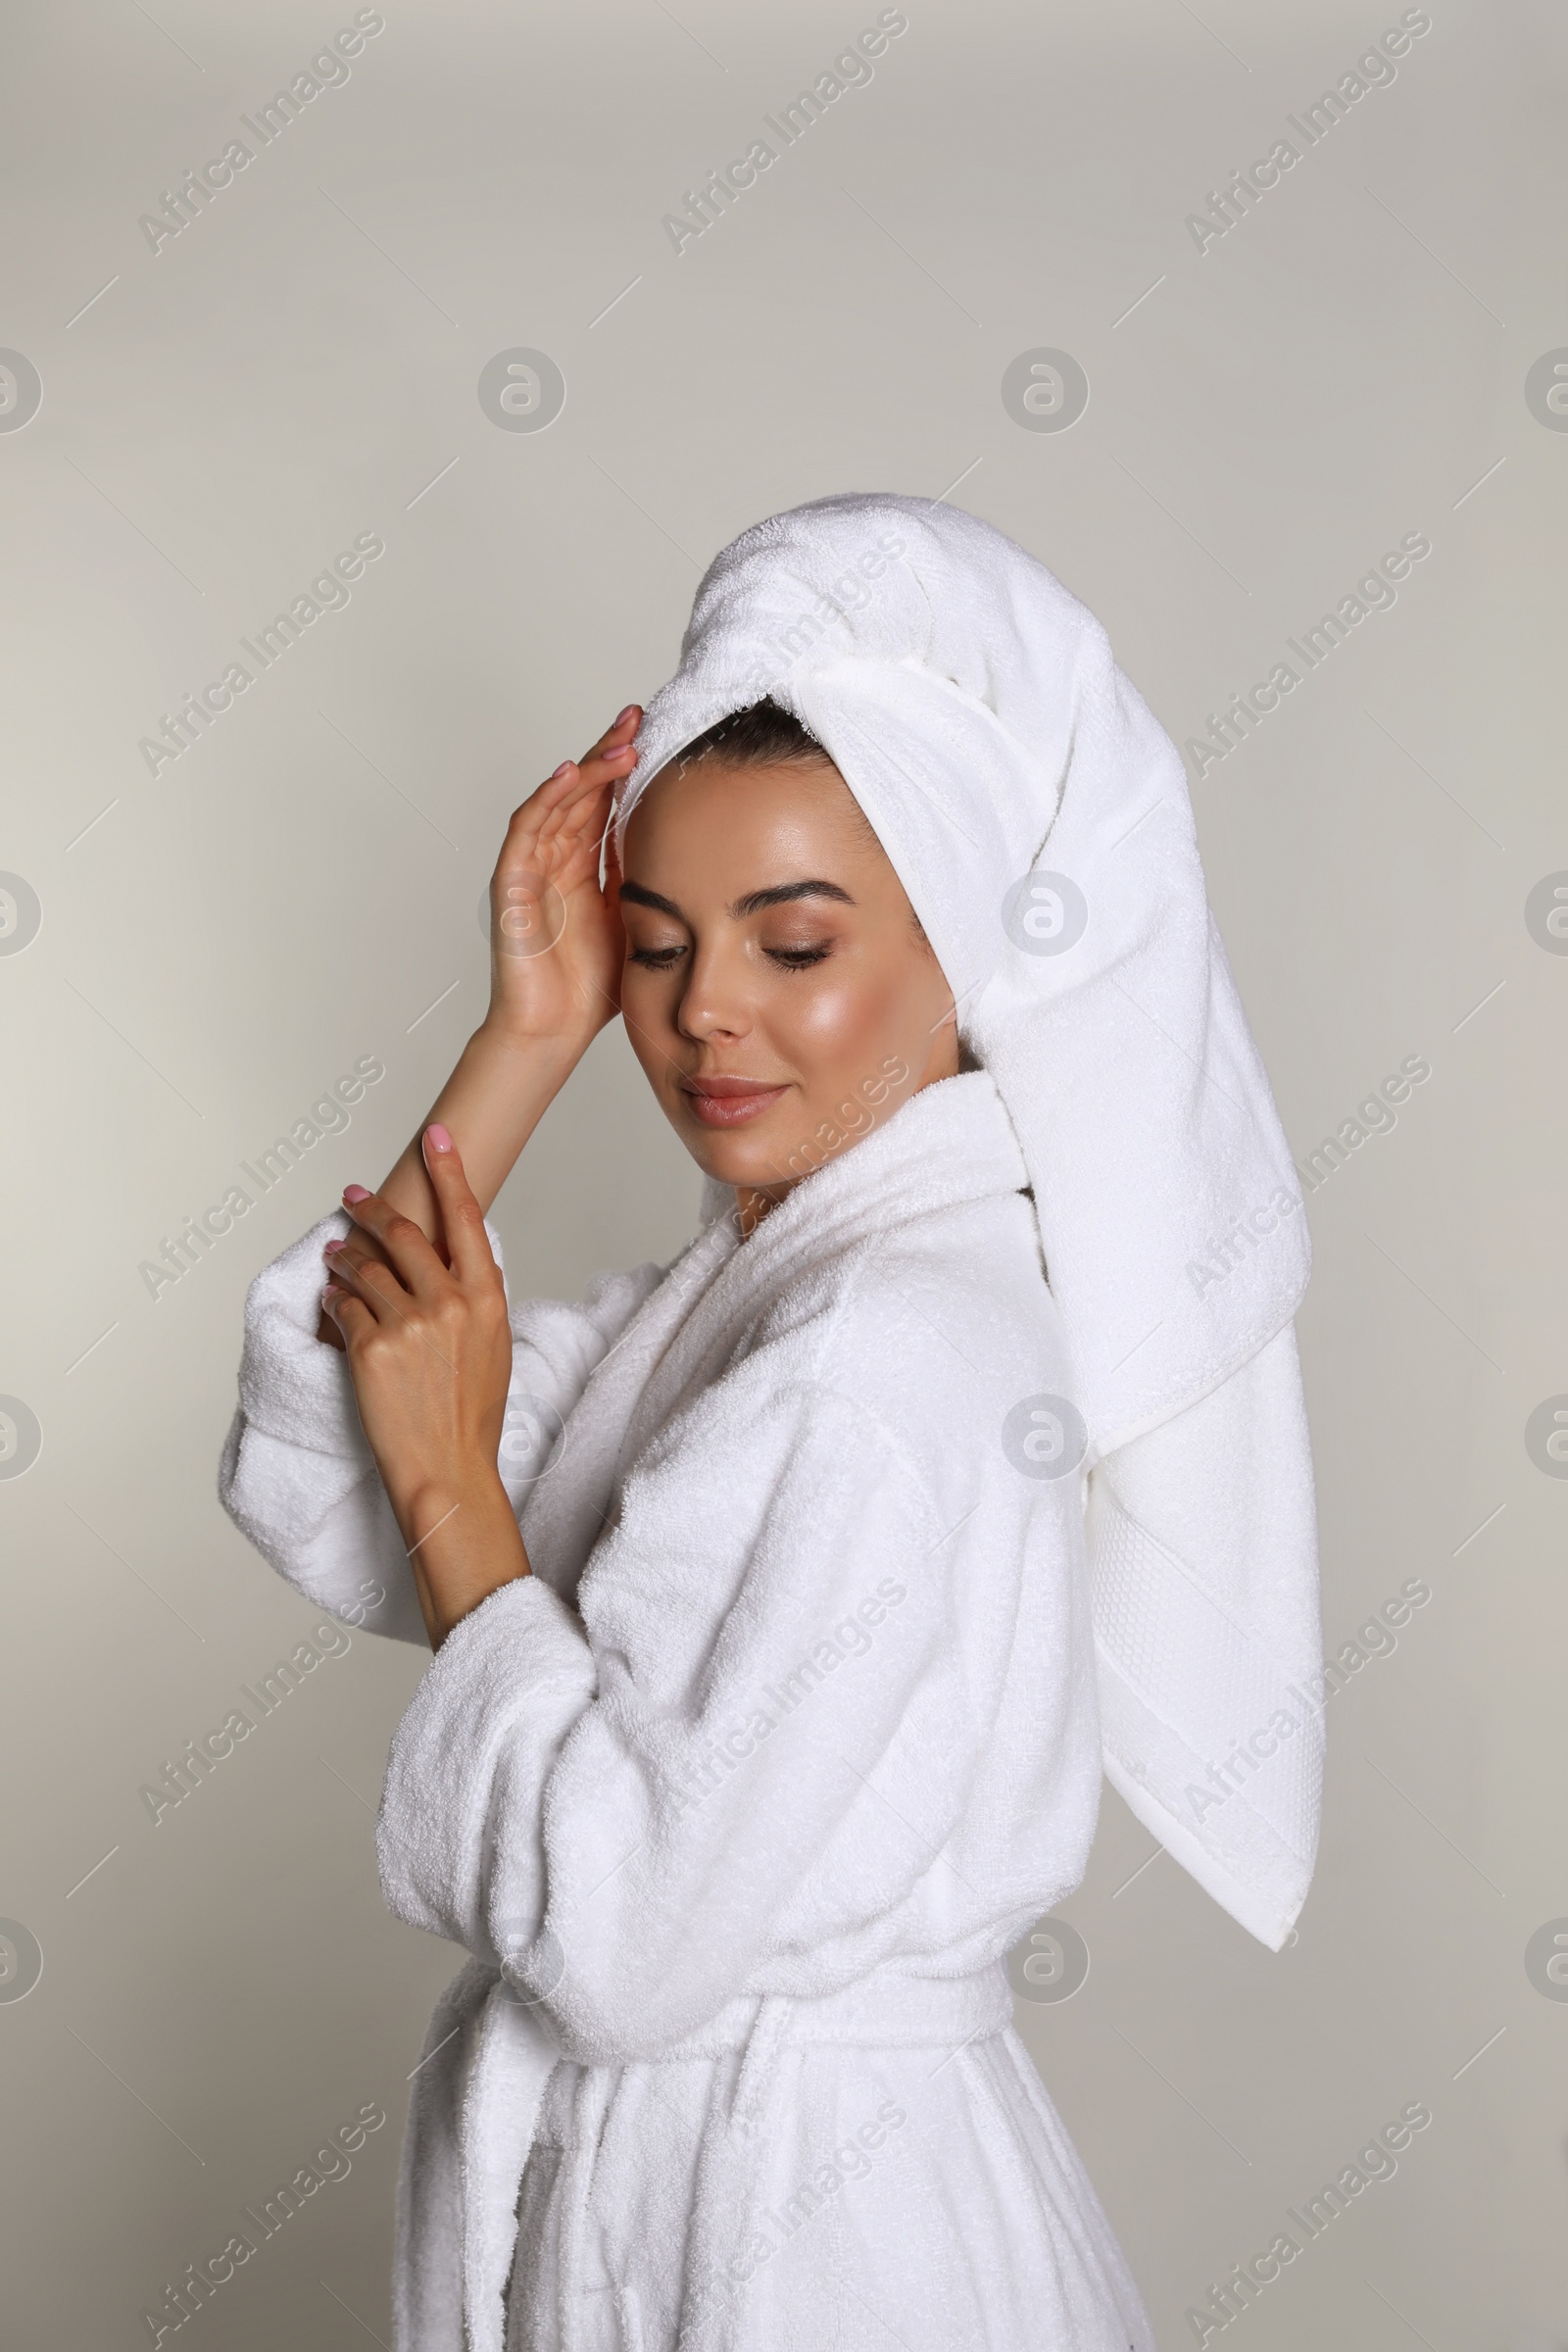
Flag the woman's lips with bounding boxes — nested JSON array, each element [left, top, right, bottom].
[[679, 1075, 790, 1129]]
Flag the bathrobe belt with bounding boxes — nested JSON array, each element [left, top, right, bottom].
[[434, 1957, 1015, 2352]]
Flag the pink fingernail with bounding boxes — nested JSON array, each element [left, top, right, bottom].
[[343, 1184, 370, 1203], [425, 1123, 453, 1153], [551, 760, 572, 778], [321, 1283, 343, 1303], [323, 1239, 346, 1255], [614, 705, 637, 725]]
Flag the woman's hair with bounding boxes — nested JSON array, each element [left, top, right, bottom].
[[672, 697, 829, 775]]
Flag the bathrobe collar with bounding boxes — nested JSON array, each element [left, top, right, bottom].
[[697, 1063, 1029, 1296]]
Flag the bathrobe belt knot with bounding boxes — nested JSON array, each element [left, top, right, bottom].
[[441, 1958, 1014, 2352]]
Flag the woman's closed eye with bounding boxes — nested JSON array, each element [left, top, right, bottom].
[[627, 937, 835, 970], [764, 940, 832, 968]]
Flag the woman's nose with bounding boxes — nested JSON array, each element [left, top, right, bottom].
[[676, 945, 750, 1043]]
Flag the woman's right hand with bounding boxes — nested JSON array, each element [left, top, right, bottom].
[[485, 705, 642, 1050], [315, 704, 642, 1351]]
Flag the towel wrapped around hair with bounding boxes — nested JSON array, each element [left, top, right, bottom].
[[617, 491, 1323, 1951]]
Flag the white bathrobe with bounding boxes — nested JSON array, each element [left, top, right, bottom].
[[221, 491, 1325, 2351], [217, 1062, 1307, 2351]]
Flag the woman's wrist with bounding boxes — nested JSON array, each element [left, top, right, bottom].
[[371, 1020, 594, 1252], [389, 1456, 510, 1546], [470, 1011, 598, 1077], [391, 1465, 530, 1649]]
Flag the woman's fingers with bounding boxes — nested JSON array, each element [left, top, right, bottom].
[[321, 1235, 399, 1312], [320, 1284, 375, 1347], [322, 1232, 392, 1282], [502, 705, 642, 832], [338, 1183, 445, 1299], [418, 1125, 500, 1292], [577, 703, 641, 774], [487, 707, 640, 969], [492, 770, 608, 906], [327, 1135, 494, 1316], [320, 1241, 410, 1326]]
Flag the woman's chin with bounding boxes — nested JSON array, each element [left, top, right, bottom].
[[677, 1112, 808, 1196]]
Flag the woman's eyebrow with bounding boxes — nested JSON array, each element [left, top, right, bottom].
[[729, 880, 856, 917], [617, 878, 857, 921], [617, 881, 684, 917]]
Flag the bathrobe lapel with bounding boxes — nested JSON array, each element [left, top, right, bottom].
[[520, 1073, 1027, 1610]]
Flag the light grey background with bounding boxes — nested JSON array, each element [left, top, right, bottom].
[[2, 0, 1564, 2343]]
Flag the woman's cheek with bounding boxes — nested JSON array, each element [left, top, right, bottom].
[[771, 978, 903, 1156], [780, 968, 890, 1063]]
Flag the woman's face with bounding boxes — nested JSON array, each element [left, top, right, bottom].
[[618, 754, 960, 1205]]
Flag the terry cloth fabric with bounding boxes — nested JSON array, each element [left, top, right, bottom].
[[221, 1070, 1176, 2350], [616, 492, 1322, 1952]]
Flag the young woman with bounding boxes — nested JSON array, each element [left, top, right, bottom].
[[221, 494, 1322, 2352]]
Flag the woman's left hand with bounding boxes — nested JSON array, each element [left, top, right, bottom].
[[320, 1125, 530, 1648]]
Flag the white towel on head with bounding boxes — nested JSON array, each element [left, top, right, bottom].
[[615, 491, 1323, 1946]]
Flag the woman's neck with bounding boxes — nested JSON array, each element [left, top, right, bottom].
[[734, 1184, 789, 1239]]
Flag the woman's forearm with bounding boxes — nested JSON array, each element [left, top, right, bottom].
[[378, 1022, 590, 1245], [316, 725, 634, 1345], [397, 1465, 530, 1649]]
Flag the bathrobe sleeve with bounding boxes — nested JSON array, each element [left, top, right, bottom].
[[218, 1208, 664, 1645], [376, 1371, 1015, 2059]]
